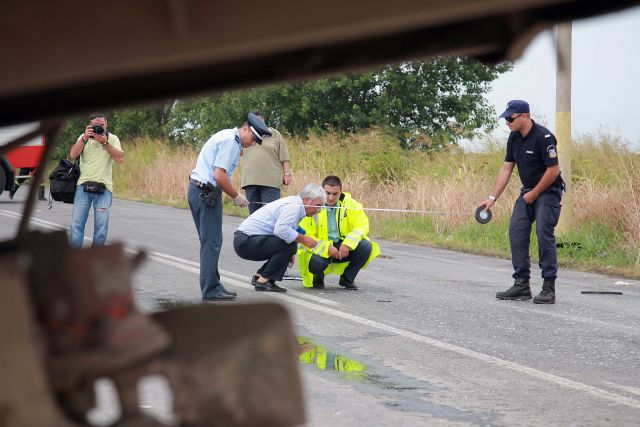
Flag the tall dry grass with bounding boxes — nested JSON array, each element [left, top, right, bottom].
[[115, 131, 640, 253]]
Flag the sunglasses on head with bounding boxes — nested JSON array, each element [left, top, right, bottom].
[[505, 114, 522, 123]]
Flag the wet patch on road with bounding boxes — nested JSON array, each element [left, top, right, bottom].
[[298, 336, 500, 425]]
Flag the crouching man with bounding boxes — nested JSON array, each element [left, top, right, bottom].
[[298, 175, 380, 290], [233, 183, 326, 292]]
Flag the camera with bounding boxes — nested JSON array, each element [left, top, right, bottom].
[[92, 125, 105, 135]]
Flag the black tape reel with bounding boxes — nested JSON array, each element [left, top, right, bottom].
[[475, 206, 492, 224]]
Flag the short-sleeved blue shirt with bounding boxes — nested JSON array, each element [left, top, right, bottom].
[[190, 128, 241, 187], [505, 121, 560, 189]]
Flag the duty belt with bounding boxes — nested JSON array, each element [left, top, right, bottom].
[[189, 178, 207, 189]]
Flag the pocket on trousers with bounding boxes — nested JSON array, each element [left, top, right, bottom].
[[547, 203, 561, 227]]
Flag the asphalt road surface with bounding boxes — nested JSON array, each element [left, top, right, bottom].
[[1, 189, 639, 426]]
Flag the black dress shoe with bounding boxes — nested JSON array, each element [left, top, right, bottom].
[[250, 275, 259, 287], [339, 279, 358, 290], [220, 285, 237, 296], [255, 280, 287, 293], [202, 287, 236, 302]]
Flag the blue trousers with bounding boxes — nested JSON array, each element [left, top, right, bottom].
[[308, 239, 373, 285], [244, 185, 281, 215], [69, 186, 112, 248], [509, 187, 562, 280], [188, 184, 223, 299]]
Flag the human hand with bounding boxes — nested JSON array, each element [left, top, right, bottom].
[[339, 244, 350, 259], [233, 193, 249, 207], [523, 191, 538, 204], [84, 125, 93, 141], [480, 199, 495, 211], [301, 236, 316, 249], [328, 245, 340, 259], [283, 174, 292, 186]]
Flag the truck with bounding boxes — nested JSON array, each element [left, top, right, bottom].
[[0, 123, 45, 198]]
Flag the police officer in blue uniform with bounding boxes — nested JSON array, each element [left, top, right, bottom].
[[480, 100, 563, 304], [189, 112, 272, 302]]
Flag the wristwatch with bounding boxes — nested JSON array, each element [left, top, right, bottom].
[[488, 195, 496, 201]]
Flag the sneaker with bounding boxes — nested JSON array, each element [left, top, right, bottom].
[[255, 280, 287, 293], [496, 279, 531, 300], [533, 279, 556, 304]]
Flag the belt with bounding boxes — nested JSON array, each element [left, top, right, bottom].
[[189, 178, 207, 189]]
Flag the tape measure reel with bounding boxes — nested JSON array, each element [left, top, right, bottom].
[[475, 206, 492, 224]]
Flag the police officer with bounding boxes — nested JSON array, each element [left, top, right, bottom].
[[189, 112, 271, 302], [480, 100, 563, 304]]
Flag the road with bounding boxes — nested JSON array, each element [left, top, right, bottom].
[[1, 189, 639, 426]]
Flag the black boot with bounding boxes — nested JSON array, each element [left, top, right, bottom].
[[312, 273, 325, 289], [533, 278, 556, 304], [496, 278, 531, 300]]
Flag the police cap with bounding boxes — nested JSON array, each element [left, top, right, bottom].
[[499, 100, 530, 118], [247, 112, 272, 145]]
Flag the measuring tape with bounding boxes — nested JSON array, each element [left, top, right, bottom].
[[250, 201, 493, 224]]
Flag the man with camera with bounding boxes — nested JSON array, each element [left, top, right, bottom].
[[188, 112, 272, 302], [69, 112, 124, 248]]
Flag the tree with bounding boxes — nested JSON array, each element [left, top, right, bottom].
[[73, 57, 510, 150]]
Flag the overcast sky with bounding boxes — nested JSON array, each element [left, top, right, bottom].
[[484, 6, 640, 148]]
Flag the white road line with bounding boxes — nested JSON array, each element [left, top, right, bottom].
[[147, 249, 341, 307], [4, 209, 640, 409]]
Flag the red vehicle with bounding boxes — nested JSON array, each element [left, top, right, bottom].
[[0, 124, 46, 198]]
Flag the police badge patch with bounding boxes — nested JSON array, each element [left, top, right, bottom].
[[547, 145, 557, 159]]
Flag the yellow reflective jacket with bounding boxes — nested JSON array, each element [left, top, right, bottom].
[[297, 192, 380, 287]]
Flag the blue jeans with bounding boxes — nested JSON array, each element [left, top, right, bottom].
[[188, 184, 223, 299], [69, 185, 113, 248]]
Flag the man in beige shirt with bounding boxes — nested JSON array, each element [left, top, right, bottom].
[[241, 110, 292, 214]]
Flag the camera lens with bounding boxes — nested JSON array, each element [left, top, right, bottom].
[[92, 125, 105, 135]]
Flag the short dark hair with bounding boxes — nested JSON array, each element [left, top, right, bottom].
[[251, 109, 264, 117], [322, 175, 342, 189], [89, 112, 106, 120]]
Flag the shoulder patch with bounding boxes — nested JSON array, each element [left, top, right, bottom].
[[547, 145, 557, 159]]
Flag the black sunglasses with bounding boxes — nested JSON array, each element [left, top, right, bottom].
[[505, 114, 522, 123]]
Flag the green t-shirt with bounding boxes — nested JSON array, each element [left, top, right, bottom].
[[241, 128, 289, 189], [77, 133, 122, 192]]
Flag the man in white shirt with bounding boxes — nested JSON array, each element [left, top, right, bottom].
[[233, 183, 325, 292]]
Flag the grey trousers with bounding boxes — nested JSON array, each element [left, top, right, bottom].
[[244, 185, 281, 215]]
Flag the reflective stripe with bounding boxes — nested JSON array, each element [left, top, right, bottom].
[[313, 241, 328, 256], [343, 237, 359, 246], [349, 230, 364, 237]]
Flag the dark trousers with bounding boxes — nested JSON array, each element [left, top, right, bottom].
[[233, 231, 297, 281], [308, 239, 373, 285], [244, 185, 281, 215], [188, 184, 223, 299], [509, 187, 562, 280]]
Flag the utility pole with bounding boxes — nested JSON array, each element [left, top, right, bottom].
[[556, 22, 572, 234]]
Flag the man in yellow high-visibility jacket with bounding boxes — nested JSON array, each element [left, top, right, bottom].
[[298, 175, 379, 290]]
